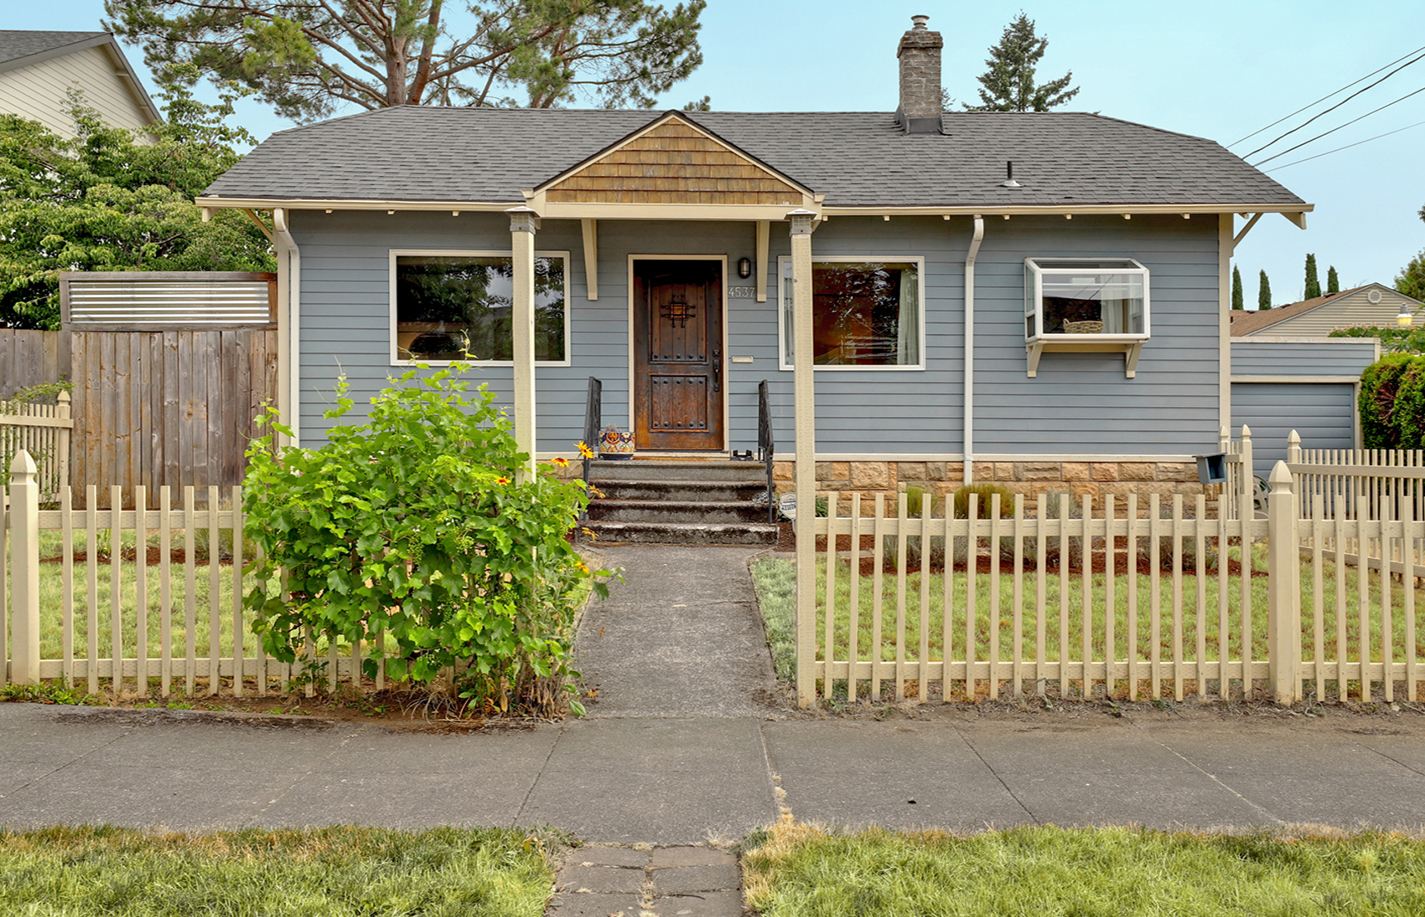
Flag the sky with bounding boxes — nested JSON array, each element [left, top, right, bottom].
[[13, 0, 1425, 306]]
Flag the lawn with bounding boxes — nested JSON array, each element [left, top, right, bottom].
[[0, 826, 554, 917], [751, 551, 1420, 678], [743, 822, 1425, 917]]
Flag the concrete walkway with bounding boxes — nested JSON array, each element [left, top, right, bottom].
[[3, 544, 1425, 912]]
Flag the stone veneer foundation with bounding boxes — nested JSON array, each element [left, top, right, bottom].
[[772, 460, 1209, 508]]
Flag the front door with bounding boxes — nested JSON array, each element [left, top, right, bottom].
[[633, 260, 724, 451]]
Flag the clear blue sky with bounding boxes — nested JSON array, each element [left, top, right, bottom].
[[15, 1, 1425, 306]]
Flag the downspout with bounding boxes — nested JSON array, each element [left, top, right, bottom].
[[963, 216, 984, 485], [272, 208, 302, 446]]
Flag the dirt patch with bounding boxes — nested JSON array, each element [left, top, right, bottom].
[[42, 546, 233, 566]]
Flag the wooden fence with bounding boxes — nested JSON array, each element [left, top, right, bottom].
[[0, 328, 278, 506], [2, 464, 374, 696], [798, 458, 1420, 706], [0, 393, 72, 499], [0, 329, 68, 400]]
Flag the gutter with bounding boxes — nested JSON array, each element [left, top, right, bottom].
[[272, 208, 301, 446], [963, 216, 984, 485]]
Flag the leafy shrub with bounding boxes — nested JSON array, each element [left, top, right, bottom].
[[1359, 353, 1422, 449], [1329, 324, 1425, 354], [949, 483, 1017, 520], [242, 366, 609, 716]]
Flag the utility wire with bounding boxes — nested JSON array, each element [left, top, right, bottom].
[[1252, 84, 1425, 166], [1229, 43, 1425, 148], [1242, 51, 1425, 159], [1263, 117, 1425, 172]]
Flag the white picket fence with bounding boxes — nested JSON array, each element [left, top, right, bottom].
[[2, 452, 378, 696], [0, 392, 71, 501], [798, 441, 1423, 706]]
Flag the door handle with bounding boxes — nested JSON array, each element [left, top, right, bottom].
[[712, 350, 721, 392]]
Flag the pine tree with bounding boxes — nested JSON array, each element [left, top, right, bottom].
[[1231, 266, 1244, 310], [1304, 254, 1321, 299], [966, 14, 1080, 112], [1327, 266, 1340, 294], [1258, 270, 1272, 310]]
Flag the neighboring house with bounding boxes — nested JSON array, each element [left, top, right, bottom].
[[0, 30, 160, 140], [1229, 283, 1423, 337], [196, 15, 1318, 500]]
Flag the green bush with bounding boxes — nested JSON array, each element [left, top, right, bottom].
[[242, 366, 609, 716], [949, 483, 1017, 520], [1359, 353, 1422, 449], [1329, 324, 1425, 354]]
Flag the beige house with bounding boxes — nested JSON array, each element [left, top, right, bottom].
[[1230, 282, 1423, 337], [0, 30, 160, 140]]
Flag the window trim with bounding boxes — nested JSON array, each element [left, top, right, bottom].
[[388, 248, 573, 367], [776, 255, 927, 372], [1023, 256, 1151, 343]]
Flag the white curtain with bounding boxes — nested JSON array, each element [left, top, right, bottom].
[[782, 266, 796, 365], [1102, 295, 1122, 334], [896, 267, 919, 365]]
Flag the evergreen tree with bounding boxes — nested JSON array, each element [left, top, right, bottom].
[[1399, 250, 1425, 302], [1231, 265, 1244, 310], [1258, 270, 1272, 310], [1304, 253, 1321, 299], [966, 13, 1079, 112], [1327, 265, 1340, 294]]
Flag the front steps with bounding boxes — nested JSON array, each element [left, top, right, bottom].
[[583, 459, 779, 545]]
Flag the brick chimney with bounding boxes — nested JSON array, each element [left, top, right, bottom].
[[897, 15, 943, 134]]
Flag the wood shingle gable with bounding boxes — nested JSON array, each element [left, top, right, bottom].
[[537, 112, 812, 206]]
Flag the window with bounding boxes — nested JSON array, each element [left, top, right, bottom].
[[391, 251, 569, 364], [779, 257, 924, 369], [1024, 258, 1148, 340]]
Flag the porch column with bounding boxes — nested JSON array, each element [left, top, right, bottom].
[[508, 207, 540, 480], [788, 208, 818, 707]]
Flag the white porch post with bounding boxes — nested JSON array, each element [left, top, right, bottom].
[[788, 208, 819, 707], [508, 206, 540, 480]]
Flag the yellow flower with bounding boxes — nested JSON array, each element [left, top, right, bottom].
[[551, 456, 570, 468], [495, 476, 511, 485], [576, 441, 596, 459], [576, 561, 590, 575], [581, 526, 598, 541]]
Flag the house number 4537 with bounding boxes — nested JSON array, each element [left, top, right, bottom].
[[728, 286, 755, 299]]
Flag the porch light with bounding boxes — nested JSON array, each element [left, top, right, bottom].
[[1399, 304, 1414, 327], [737, 257, 752, 278]]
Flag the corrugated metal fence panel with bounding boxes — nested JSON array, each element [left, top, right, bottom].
[[67, 280, 273, 326]]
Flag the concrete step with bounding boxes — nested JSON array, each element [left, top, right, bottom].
[[588, 459, 768, 484], [591, 479, 768, 503], [587, 499, 775, 525], [581, 520, 779, 546]]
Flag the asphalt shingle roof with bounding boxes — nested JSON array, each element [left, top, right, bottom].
[[0, 31, 109, 67], [202, 106, 1307, 209]]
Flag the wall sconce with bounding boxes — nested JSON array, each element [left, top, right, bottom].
[[737, 257, 752, 279], [1399, 305, 1414, 328]]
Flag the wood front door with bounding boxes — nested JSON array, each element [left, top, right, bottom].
[[633, 260, 724, 451]]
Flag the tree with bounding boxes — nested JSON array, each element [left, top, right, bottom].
[[0, 75, 273, 329], [1399, 249, 1425, 302], [1231, 265, 1244, 310], [1327, 265, 1340, 294], [104, 0, 708, 122], [1258, 270, 1272, 310], [1304, 253, 1320, 299], [966, 13, 1079, 112]]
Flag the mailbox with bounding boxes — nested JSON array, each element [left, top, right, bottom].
[[1194, 452, 1227, 485]]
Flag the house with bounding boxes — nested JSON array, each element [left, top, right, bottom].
[[1229, 282, 1423, 337], [0, 30, 160, 140], [196, 15, 1316, 505]]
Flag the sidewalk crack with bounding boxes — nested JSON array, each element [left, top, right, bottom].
[[0, 725, 132, 799], [1128, 721, 1284, 825], [756, 721, 790, 825], [514, 724, 565, 827], [951, 726, 1039, 825], [246, 724, 368, 823]]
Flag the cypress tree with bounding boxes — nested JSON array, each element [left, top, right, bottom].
[[1258, 270, 1272, 310], [1304, 253, 1321, 299], [1231, 265, 1244, 310], [1327, 265, 1340, 294]]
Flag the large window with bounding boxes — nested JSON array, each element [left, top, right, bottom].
[[779, 257, 924, 369], [391, 251, 569, 364], [1024, 257, 1149, 340]]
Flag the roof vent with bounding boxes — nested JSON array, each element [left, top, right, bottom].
[[1368, 289, 1383, 304], [1000, 161, 1022, 189]]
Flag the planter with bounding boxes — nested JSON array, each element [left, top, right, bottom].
[[598, 429, 635, 460]]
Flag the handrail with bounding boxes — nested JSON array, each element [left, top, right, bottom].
[[581, 376, 602, 491], [758, 379, 775, 523]]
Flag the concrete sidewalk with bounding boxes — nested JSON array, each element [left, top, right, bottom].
[[2, 544, 1424, 841]]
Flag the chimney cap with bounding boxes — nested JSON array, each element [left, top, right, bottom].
[[911, 14, 929, 30]]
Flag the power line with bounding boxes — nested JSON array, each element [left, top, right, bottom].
[[1263, 117, 1425, 172], [1242, 51, 1425, 159], [1230, 43, 1425, 148], [1252, 84, 1425, 166]]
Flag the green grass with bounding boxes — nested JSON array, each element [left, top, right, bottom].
[[743, 823, 1425, 917], [0, 825, 555, 917], [751, 552, 1422, 675]]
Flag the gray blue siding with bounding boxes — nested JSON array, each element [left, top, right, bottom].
[[1232, 382, 1357, 478], [1230, 338, 1377, 377]]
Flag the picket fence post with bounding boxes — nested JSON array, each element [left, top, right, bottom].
[[8, 450, 41, 685], [1266, 460, 1301, 703]]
